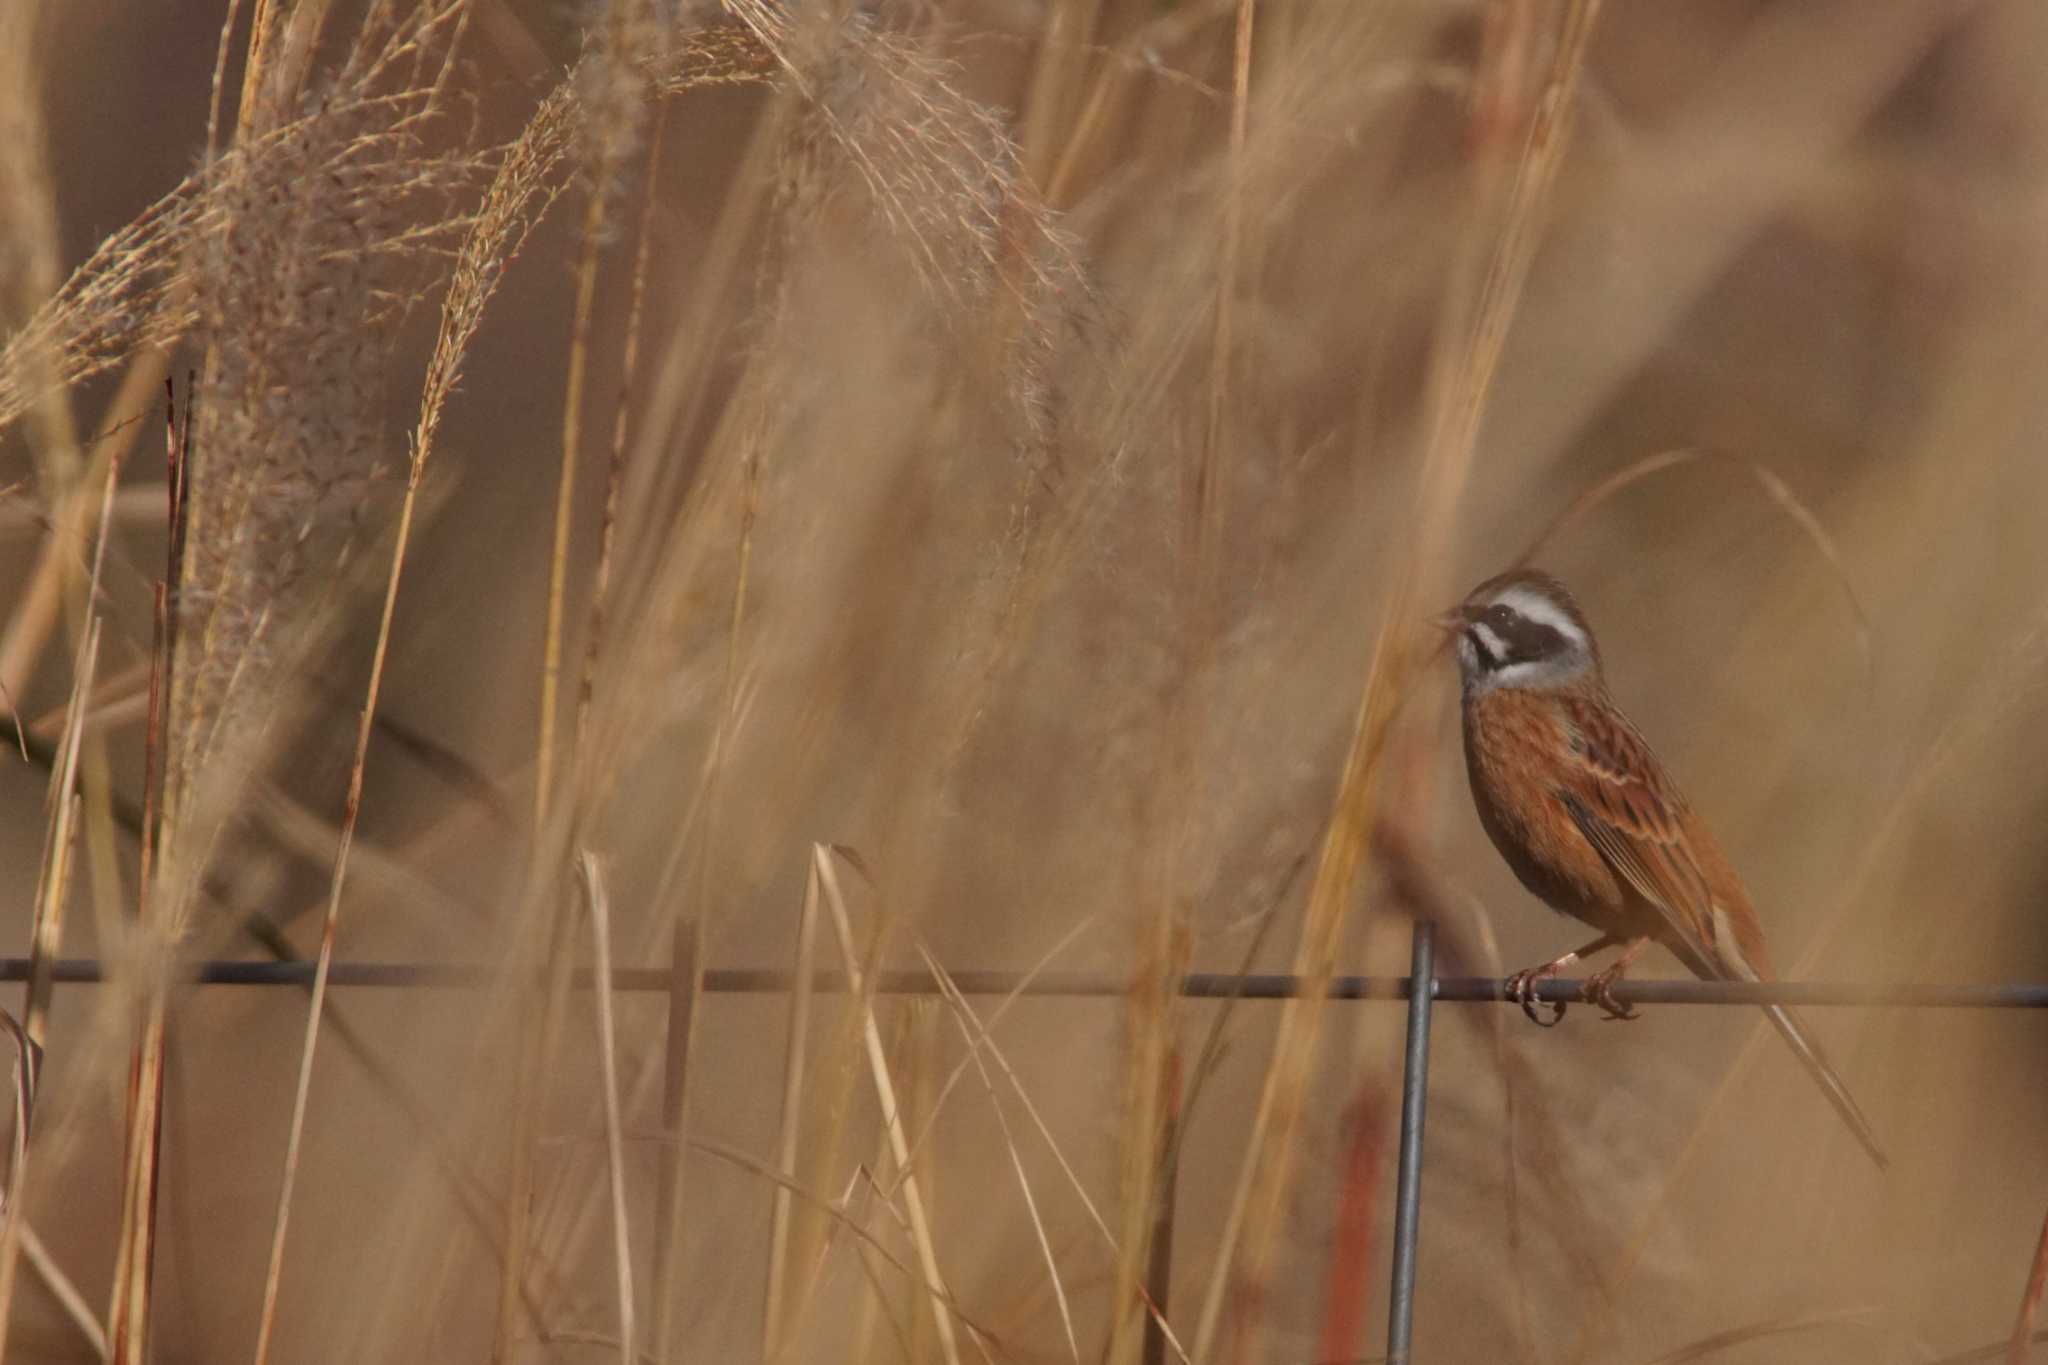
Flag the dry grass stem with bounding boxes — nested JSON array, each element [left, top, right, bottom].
[[1517, 447, 1872, 674], [648, 911, 705, 1362], [815, 846, 965, 1365], [1191, 6, 1606, 1356], [906, 932, 1190, 1365], [687, 1135, 1007, 1353], [897, 914, 1100, 1176], [19, 1223, 106, 1362], [0, 615, 95, 1365], [576, 98, 670, 750], [578, 852, 637, 1365], [918, 945, 1083, 1365], [2008, 1207, 2048, 1365], [762, 858, 823, 1358]]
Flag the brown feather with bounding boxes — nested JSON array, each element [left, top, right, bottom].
[[1550, 686, 1775, 979]]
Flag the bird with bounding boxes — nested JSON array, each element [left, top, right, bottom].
[[1438, 566, 1889, 1170]]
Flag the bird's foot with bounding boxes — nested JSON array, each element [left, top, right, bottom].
[[1505, 961, 1569, 1028], [1581, 965, 1640, 1021]]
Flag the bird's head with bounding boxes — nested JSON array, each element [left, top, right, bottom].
[[1436, 568, 1601, 695]]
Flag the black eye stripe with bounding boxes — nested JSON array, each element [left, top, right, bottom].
[[1505, 620, 1565, 662], [1470, 609, 1569, 669]]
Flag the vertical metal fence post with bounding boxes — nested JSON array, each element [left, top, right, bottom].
[[1387, 920, 1436, 1365]]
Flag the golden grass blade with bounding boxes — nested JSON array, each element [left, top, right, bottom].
[[1017, 0, 1101, 185], [2008, 1206, 2048, 1365], [534, 184, 603, 834], [651, 341, 766, 1365], [576, 97, 669, 750], [1638, 1308, 1888, 1364], [1, 359, 148, 960], [648, 911, 703, 1360], [24, 618, 96, 1045], [105, 1040, 162, 1365], [204, 0, 249, 161], [24, 660, 150, 740], [1108, 902, 1183, 1365], [578, 852, 636, 1365], [774, 901, 1095, 1360], [762, 857, 822, 1358], [0, 607, 98, 1365], [1934, 1328, 2048, 1365], [0, 353, 152, 719], [814, 845, 966, 1365], [898, 913, 1098, 1174], [541, 0, 661, 832], [106, 398, 178, 1365], [1194, 0, 1255, 563], [498, 898, 582, 1364], [233, 0, 283, 144], [689, 1136, 1010, 1353], [0, 1005, 38, 1159], [19, 1223, 106, 1362], [848, 1174, 919, 1365], [906, 933, 1190, 1365], [906, 999, 945, 1365], [1514, 447, 1873, 679], [917, 945, 1082, 1365], [0, 1007, 45, 1365]]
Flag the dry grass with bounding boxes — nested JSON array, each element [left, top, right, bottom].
[[0, 2, 2042, 1363]]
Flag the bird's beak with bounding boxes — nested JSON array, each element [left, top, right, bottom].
[[1432, 607, 1470, 636]]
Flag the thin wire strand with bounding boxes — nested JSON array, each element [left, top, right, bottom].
[[20, 959, 2048, 1006]]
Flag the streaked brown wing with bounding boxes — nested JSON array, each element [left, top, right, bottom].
[[1550, 694, 1888, 1168], [1550, 691, 1727, 979]]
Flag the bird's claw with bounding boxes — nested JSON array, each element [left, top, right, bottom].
[[1582, 968, 1640, 1021], [1505, 964, 1568, 1028]]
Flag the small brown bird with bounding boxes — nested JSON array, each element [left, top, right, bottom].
[[1440, 567, 1888, 1170]]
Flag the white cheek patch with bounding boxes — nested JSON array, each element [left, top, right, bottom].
[[1468, 622, 1506, 662], [1488, 586, 1590, 654]]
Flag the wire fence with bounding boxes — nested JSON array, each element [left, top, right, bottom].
[[20, 924, 2048, 1362], [11, 956, 2046, 1006]]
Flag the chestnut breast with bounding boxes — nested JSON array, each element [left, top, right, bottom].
[[1460, 687, 1631, 929]]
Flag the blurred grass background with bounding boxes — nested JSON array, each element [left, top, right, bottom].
[[0, 0, 2043, 1362]]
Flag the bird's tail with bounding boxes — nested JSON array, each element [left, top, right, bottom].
[[1758, 1002, 1890, 1171]]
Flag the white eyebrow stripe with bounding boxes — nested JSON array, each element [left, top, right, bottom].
[[1488, 586, 1588, 648]]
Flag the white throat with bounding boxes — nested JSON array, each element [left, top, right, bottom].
[[1458, 647, 1586, 695]]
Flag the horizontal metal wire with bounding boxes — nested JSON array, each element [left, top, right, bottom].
[[4, 958, 2045, 1006]]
